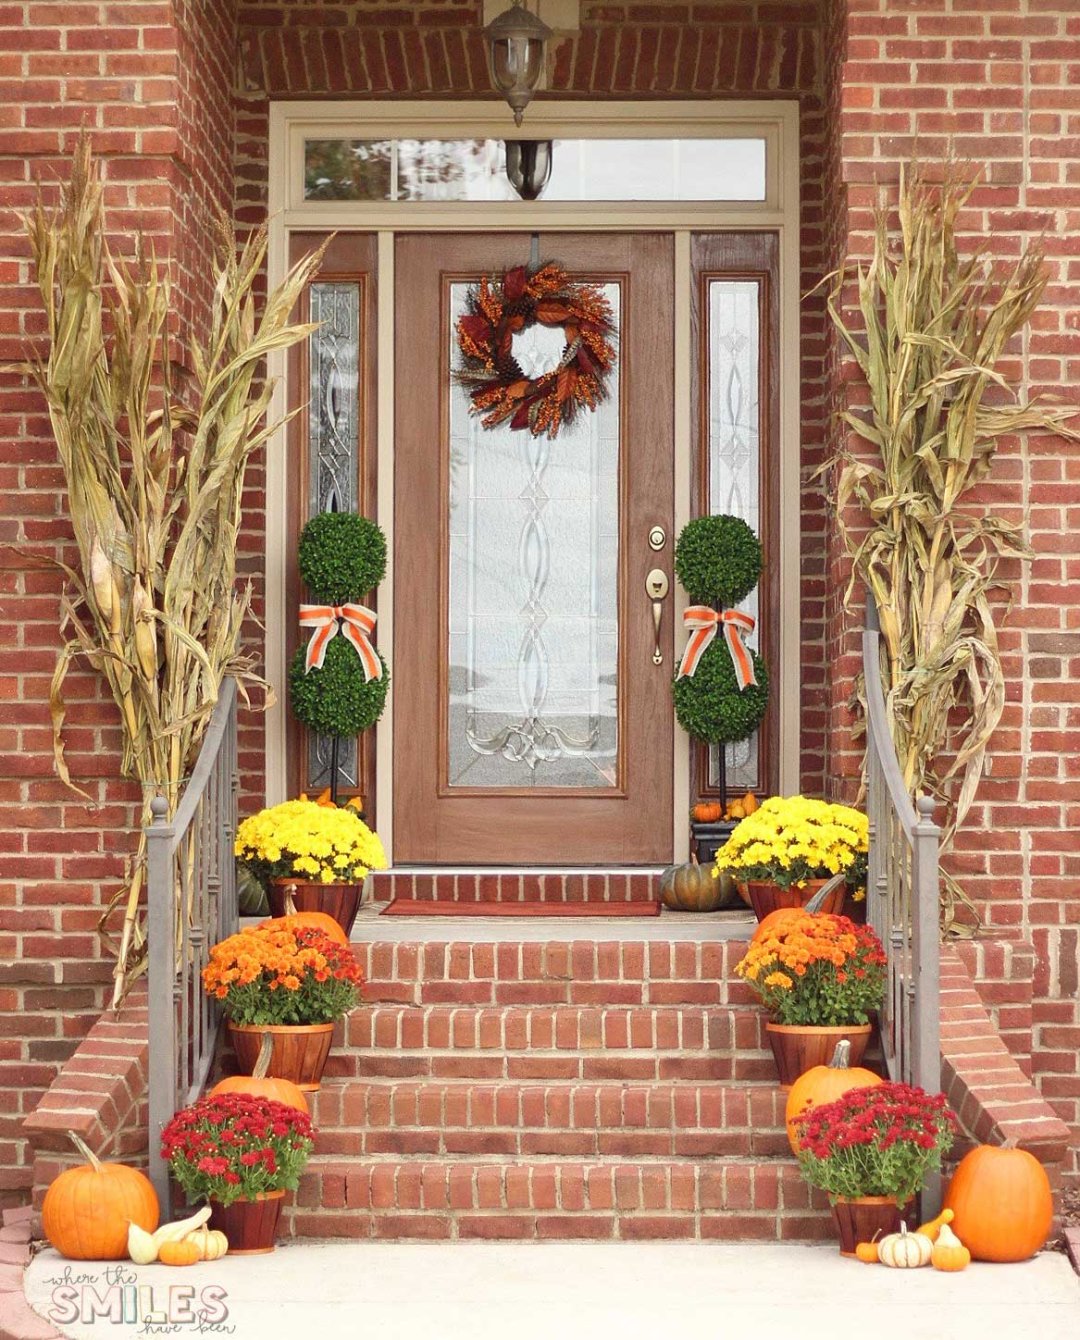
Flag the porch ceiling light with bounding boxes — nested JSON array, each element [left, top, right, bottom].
[[484, 1, 552, 128]]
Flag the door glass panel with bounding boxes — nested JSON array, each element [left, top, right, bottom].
[[306, 281, 361, 789], [706, 279, 761, 792], [447, 282, 621, 789]]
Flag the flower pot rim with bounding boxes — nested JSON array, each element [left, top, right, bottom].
[[834, 1194, 909, 1206], [210, 1189, 286, 1204], [269, 877, 363, 888], [765, 1021, 873, 1035], [228, 1021, 336, 1035]]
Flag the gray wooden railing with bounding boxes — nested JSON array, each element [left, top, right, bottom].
[[863, 592, 942, 1211], [146, 677, 240, 1208]]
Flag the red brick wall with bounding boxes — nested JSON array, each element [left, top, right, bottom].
[[825, 0, 1080, 1181], [0, 0, 238, 1206]]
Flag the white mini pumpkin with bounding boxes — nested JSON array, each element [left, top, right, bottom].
[[878, 1223, 932, 1268]]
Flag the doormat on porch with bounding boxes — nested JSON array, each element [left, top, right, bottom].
[[380, 898, 662, 918]]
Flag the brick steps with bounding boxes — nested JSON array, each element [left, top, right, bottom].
[[289, 929, 841, 1242], [284, 1156, 834, 1242], [309, 1078, 790, 1157]]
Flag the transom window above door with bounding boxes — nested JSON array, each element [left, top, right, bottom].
[[303, 137, 767, 203]]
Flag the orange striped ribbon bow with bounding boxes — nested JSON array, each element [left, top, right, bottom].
[[299, 604, 382, 680], [676, 606, 758, 688]]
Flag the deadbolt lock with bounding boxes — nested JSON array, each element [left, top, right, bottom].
[[648, 525, 667, 551]]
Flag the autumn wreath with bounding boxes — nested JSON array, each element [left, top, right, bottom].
[[455, 262, 617, 438]]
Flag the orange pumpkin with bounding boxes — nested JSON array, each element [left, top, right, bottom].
[[258, 909, 349, 946], [690, 801, 724, 824], [158, 1239, 201, 1267], [943, 1144, 1054, 1262], [785, 1040, 883, 1152], [42, 1132, 159, 1261], [210, 1032, 310, 1114]]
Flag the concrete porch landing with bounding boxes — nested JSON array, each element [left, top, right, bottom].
[[24, 1243, 1080, 1340]]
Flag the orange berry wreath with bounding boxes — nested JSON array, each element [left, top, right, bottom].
[[455, 262, 617, 438]]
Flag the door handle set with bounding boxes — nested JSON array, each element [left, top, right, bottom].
[[645, 566, 669, 665]]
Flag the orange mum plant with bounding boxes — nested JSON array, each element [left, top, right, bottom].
[[202, 924, 364, 1027], [734, 911, 886, 1027]]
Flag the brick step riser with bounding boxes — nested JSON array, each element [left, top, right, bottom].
[[369, 872, 662, 904], [354, 942, 748, 991], [311, 1130, 791, 1158], [310, 1081, 791, 1140], [282, 1160, 834, 1242], [337, 1003, 772, 1054], [324, 1054, 769, 1082]]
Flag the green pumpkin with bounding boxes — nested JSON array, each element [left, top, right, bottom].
[[659, 859, 736, 912]]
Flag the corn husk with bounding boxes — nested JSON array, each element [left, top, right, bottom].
[[14, 133, 327, 1003], [818, 162, 1079, 935]]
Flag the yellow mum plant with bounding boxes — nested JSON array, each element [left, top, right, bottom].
[[236, 799, 387, 888], [715, 795, 868, 891]]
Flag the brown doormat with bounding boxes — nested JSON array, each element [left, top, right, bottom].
[[380, 898, 662, 918]]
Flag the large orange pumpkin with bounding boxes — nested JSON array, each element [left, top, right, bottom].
[[943, 1144, 1054, 1262], [785, 1040, 883, 1151], [209, 1032, 310, 1114], [751, 907, 804, 943], [42, 1132, 159, 1260], [257, 907, 349, 946]]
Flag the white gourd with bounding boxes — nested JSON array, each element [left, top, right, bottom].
[[877, 1223, 933, 1268]]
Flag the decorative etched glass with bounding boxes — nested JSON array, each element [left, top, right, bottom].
[[303, 138, 767, 203], [306, 282, 361, 789], [447, 283, 621, 789], [707, 279, 761, 791]]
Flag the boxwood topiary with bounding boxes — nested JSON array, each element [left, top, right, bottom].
[[289, 636, 389, 738], [672, 637, 769, 745], [674, 515, 762, 608], [298, 511, 387, 605]]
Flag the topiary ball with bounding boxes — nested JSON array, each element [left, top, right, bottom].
[[289, 636, 389, 738], [672, 637, 769, 745], [298, 511, 388, 605], [674, 515, 762, 608]]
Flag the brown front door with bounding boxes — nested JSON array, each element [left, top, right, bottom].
[[393, 233, 675, 864]]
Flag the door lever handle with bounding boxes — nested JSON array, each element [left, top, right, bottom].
[[645, 568, 669, 665]]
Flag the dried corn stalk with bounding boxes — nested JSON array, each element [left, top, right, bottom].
[[15, 135, 325, 1004], [822, 163, 1078, 933]]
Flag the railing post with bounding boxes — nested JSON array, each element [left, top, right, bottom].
[[146, 794, 176, 1212], [912, 792, 942, 1215]]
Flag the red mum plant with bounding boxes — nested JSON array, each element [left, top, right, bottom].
[[161, 1092, 315, 1207], [794, 1081, 957, 1206]]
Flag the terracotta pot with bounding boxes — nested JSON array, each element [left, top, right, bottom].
[[209, 1190, 285, 1255], [739, 878, 846, 921], [765, 1021, 872, 1088], [269, 878, 362, 937], [832, 1195, 910, 1257], [229, 1022, 334, 1092]]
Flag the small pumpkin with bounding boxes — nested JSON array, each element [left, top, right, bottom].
[[158, 1239, 202, 1267], [854, 1241, 880, 1264], [741, 790, 759, 815], [210, 1031, 310, 1114], [877, 1223, 932, 1268], [690, 801, 723, 823], [785, 1040, 883, 1152], [915, 1206, 954, 1242], [659, 857, 734, 912], [258, 888, 349, 946], [931, 1223, 971, 1272], [186, 1227, 229, 1262], [42, 1132, 159, 1261], [943, 1143, 1053, 1262]]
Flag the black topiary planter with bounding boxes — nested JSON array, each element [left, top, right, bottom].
[[690, 819, 738, 866]]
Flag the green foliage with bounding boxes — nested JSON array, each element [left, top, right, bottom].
[[289, 637, 389, 738], [672, 638, 769, 745], [674, 515, 762, 607], [298, 511, 387, 604]]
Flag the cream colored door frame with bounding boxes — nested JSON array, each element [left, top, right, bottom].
[[266, 101, 801, 866]]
